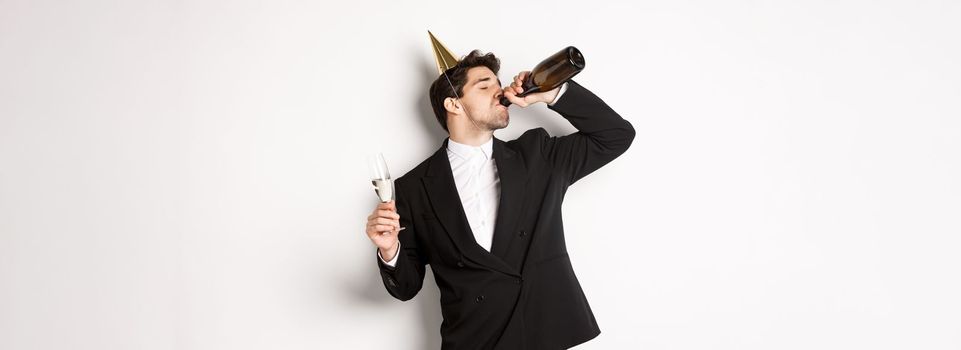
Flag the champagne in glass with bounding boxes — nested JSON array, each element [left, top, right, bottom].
[[368, 153, 405, 233], [368, 153, 394, 203], [372, 178, 394, 202]]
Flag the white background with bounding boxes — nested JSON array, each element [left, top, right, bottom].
[[2, 0, 959, 349]]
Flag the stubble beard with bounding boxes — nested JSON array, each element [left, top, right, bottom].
[[466, 105, 509, 132], [487, 108, 509, 131]]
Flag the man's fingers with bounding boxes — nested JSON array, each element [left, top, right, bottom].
[[503, 86, 528, 106], [368, 210, 398, 221], [369, 217, 399, 228], [377, 209, 399, 219], [503, 87, 515, 98], [374, 201, 394, 213], [504, 92, 527, 107], [512, 74, 524, 94], [372, 224, 395, 233], [376, 217, 400, 227], [515, 72, 527, 85], [368, 223, 395, 233]]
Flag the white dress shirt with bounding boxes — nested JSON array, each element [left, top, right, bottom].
[[379, 83, 568, 267], [446, 137, 501, 251]]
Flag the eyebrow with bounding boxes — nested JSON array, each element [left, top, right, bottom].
[[471, 77, 493, 86]]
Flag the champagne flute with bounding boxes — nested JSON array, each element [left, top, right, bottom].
[[368, 153, 405, 233]]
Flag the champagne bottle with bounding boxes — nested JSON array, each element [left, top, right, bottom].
[[500, 46, 585, 107]]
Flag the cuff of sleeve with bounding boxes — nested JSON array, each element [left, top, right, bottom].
[[547, 82, 569, 106], [378, 242, 401, 267]]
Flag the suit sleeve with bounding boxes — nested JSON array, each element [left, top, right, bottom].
[[376, 181, 427, 301], [537, 80, 636, 185]]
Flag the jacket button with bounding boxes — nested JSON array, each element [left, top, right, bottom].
[[475, 295, 485, 303], [456, 261, 465, 268], [518, 230, 527, 237], [514, 278, 523, 284]]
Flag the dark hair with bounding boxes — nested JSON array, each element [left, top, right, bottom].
[[428, 50, 500, 132]]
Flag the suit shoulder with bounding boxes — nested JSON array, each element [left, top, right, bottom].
[[394, 155, 433, 189], [509, 127, 550, 147], [503, 128, 552, 162]]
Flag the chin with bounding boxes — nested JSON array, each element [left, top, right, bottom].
[[497, 116, 510, 130], [488, 108, 509, 130]]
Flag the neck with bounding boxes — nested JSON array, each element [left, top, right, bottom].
[[448, 128, 493, 147]]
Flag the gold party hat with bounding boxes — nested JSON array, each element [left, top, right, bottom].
[[428, 31, 459, 74]]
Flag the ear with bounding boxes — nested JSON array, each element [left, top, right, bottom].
[[443, 97, 461, 115]]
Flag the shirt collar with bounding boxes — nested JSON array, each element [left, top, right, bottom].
[[447, 137, 493, 161]]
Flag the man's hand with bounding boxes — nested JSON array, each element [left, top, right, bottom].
[[502, 71, 561, 107], [366, 201, 401, 261]]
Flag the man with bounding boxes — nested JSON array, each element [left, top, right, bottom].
[[364, 47, 635, 349]]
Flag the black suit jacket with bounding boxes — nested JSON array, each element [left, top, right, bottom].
[[377, 81, 635, 349]]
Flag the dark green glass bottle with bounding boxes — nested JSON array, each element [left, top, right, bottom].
[[500, 46, 585, 106]]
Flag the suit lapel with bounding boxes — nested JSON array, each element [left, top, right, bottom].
[[422, 139, 518, 277], [489, 138, 529, 259]]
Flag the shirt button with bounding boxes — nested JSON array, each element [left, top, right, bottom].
[[475, 295, 486, 303], [456, 261, 465, 268]]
